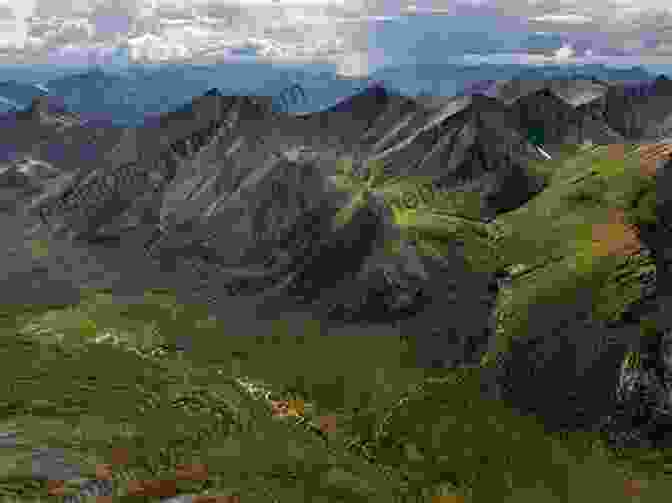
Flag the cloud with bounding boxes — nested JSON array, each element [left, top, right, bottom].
[[3, 0, 672, 73], [41, 42, 135, 66], [127, 32, 190, 61], [0, 4, 15, 20], [93, 14, 133, 38], [530, 14, 593, 24], [553, 44, 575, 59], [333, 50, 371, 76], [402, 5, 455, 15]]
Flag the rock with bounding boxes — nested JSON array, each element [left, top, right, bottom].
[[62, 478, 115, 503], [655, 157, 672, 274], [149, 143, 355, 293], [506, 84, 624, 155], [27, 92, 232, 242], [297, 81, 394, 150], [149, 134, 501, 370], [472, 140, 661, 442], [356, 93, 548, 219], [0, 163, 30, 188], [0, 431, 85, 483], [593, 155, 670, 450], [596, 324, 672, 450], [604, 78, 672, 140], [157, 95, 289, 238]]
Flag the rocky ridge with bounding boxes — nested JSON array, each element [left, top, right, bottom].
[[0, 73, 668, 499]]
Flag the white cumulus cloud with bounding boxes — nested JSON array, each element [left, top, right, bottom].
[[554, 44, 575, 59], [2, 0, 672, 73], [530, 14, 593, 24]]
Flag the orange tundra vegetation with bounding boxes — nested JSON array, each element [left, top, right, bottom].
[[637, 141, 672, 178], [607, 142, 626, 160], [433, 495, 466, 502], [46, 396, 342, 501], [623, 478, 647, 497], [45, 446, 232, 500], [590, 207, 641, 258]]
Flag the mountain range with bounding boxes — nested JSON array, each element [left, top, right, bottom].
[[0, 62, 663, 124], [0, 71, 667, 463]]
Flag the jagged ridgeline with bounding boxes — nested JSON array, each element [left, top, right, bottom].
[[25, 83, 314, 242], [27, 89, 259, 240], [17, 78, 660, 337]]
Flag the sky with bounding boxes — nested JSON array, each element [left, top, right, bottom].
[[0, 0, 671, 77]]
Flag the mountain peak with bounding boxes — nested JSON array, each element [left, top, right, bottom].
[[25, 95, 69, 116], [323, 80, 390, 114], [203, 88, 223, 97]]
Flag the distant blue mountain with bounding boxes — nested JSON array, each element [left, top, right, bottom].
[[203, 87, 223, 97], [0, 96, 20, 114], [44, 67, 159, 123], [38, 63, 380, 124], [521, 64, 654, 82], [44, 66, 126, 89], [518, 32, 565, 52], [2, 61, 664, 127], [0, 80, 49, 110]]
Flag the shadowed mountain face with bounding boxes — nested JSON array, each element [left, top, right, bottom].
[[358, 92, 550, 218], [604, 75, 672, 139], [457, 76, 672, 145], [0, 97, 127, 218], [1, 75, 667, 452], [10, 77, 667, 321]]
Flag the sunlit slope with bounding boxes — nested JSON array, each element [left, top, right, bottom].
[[470, 142, 655, 362], [331, 142, 656, 364], [0, 286, 413, 502]]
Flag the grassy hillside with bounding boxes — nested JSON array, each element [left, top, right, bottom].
[[0, 141, 667, 502], [483, 143, 655, 362]]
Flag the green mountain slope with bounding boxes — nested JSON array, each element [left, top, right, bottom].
[[0, 141, 664, 502], [332, 142, 655, 362]]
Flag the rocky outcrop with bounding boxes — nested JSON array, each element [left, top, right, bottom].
[[458, 78, 629, 157], [0, 157, 60, 191], [149, 144, 396, 313], [25, 90, 243, 241], [597, 327, 672, 450], [603, 76, 672, 140], [658, 155, 672, 276], [592, 154, 669, 450], [357, 93, 548, 219], [292, 81, 399, 153], [506, 84, 622, 153], [0, 99, 129, 220], [0, 97, 81, 162], [461, 76, 672, 151], [478, 145, 662, 444]]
